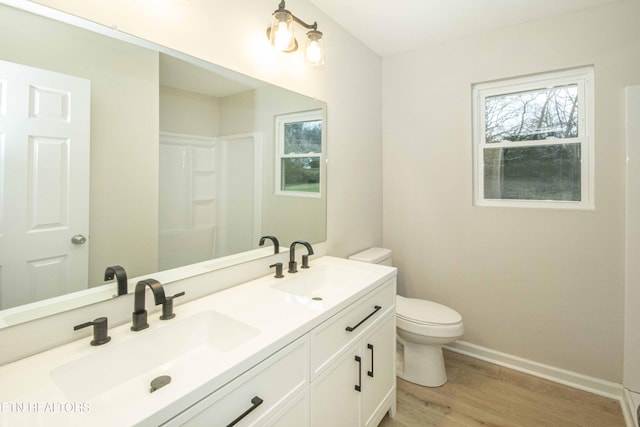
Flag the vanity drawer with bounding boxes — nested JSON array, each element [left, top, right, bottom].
[[309, 279, 395, 379], [170, 337, 308, 427]]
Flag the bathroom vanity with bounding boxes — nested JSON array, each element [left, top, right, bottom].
[[0, 256, 396, 426]]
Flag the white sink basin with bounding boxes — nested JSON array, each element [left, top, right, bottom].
[[270, 264, 379, 299], [50, 311, 259, 402]]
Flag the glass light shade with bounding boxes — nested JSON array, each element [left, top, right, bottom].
[[305, 30, 324, 66], [270, 11, 296, 52]]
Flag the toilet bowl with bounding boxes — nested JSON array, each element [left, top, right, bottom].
[[395, 295, 463, 387], [349, 247, 464, 387]]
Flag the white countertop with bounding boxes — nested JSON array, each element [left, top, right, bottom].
[[0, 256, 396, 426]]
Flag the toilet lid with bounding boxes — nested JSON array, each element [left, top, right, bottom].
[[396, 296, 462, 325]]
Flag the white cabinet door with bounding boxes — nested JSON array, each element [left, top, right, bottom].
[[362, 313, 396, 427], [310, 315, 396, 427], [310, 341, 362, 427], [309, 280, 397, 427]]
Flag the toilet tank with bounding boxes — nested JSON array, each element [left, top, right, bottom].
[[349, 247, 392, 266]]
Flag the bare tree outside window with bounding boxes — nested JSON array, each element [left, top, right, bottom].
[[485, 85, 578, 143], [480, 84, 584, 202]]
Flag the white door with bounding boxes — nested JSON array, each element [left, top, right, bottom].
[[0, 60, 90, 309]]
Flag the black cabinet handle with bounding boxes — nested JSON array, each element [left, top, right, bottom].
[[355, 355, 362, 392], [367, 343, 374, 377], [226, 396, 263, 427], [345, 305, 382, 332]]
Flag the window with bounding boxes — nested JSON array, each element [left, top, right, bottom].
[[275, 110, 323, 197], [473, 67, 594, 209]]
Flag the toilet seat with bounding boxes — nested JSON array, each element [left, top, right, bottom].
[[396, 296, 464, 338], [396, 295, 462, 325]]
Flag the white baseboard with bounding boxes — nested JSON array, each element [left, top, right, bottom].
[[444, 340, 623, 400], [623, 388, 639, 427]]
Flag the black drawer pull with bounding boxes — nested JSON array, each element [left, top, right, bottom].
[[355, 355, 362, 392], [226, 396, 263, 427], [367, 343, 374, 377], [345, 305, 382, 332]]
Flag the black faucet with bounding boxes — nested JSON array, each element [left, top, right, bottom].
[[131, 279, 166, 331], [259, 235, 280, 254], [104, 265, 128, 296], [289, 240, 314, 273]]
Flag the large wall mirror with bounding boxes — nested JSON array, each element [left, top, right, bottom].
[[0, 2, 327, 327]]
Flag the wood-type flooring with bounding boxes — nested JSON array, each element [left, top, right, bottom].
[[378, 350, 625, 427]]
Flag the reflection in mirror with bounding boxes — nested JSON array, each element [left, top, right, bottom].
[[0, 2, 327, 327]]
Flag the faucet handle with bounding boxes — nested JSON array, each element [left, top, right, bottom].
[[74, 317, 111, 346], [160, 291, 185, 320], [301, 254, 311, 269], [270, 263, 284, 278]]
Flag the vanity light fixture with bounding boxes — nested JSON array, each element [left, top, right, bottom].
[[267, 0, 325, 66]]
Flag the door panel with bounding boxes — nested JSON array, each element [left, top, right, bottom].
[[28, 136, 69, 230], [28, 255, 67, 301]]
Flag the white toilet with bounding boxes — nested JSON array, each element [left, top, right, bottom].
[[349, 247, 464, 387]]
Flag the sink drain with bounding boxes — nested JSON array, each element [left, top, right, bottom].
[[312, 297, 323, 301], [150, 375, 171, 393]]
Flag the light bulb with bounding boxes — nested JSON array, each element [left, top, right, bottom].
[[306, 40, 321, 64], [274, 21, 292, 51], [305, 30, 324, 65]]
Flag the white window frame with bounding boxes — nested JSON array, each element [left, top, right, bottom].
[[275, 109, 323, 198], [472, 67, 595, 209]]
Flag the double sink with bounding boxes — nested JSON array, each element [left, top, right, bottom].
[[0, 257, 385, 425]]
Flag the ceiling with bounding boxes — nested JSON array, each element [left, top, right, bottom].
[[310, 0, 624, 57]]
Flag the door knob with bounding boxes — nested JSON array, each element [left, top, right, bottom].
[[71, 234, 87, 245]]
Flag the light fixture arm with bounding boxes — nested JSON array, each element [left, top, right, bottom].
[[274, 0, 318, 31]]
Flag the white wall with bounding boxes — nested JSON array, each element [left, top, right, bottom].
[[160, 86, 221, 136], [0, 0, 382, 363], [383, 0, 640, 382]]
